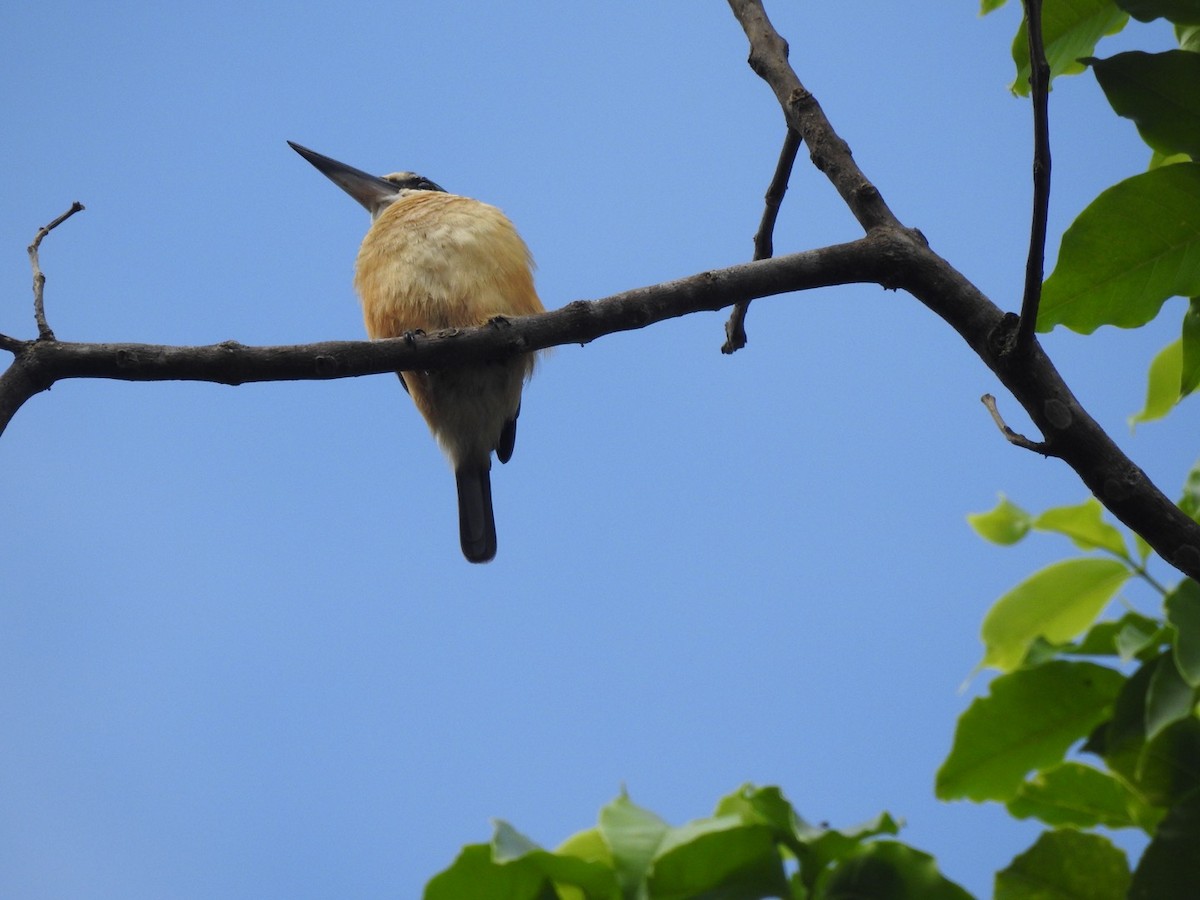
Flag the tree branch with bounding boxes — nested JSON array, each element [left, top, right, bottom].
[[725, 0, 901, 233], [723, 127, 801, 354], [0, 236, 891, 437], [725, 0, 1200, 581], [26, 202, 84, 341], [1018, 0, 1052, 348]]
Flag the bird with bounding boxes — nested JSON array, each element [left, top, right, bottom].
[[288, 141, 544, 563]]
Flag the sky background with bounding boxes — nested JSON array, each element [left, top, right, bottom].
[[1, 2, 1192, 898]]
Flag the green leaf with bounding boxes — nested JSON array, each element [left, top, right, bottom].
[[1033, 498, 1129, 555], [649, 820, 788, 900], [1066, 610, 1164, 660], [1181, 23, 1200, 50], [424, 833, 620, 900], [968, 495, 1033, 545], [713, 785, 899, 891], [1150, 149, 1194, 168], [936, 661, 1126, 801], [1038, 163, 1200, 333], [1138, 716, 1200, 805], [586, 789, 804, 900], [822, 841, 973, 900], [800, 813, 902, 876], [1130, 339, 1183, 426], [1166, 578, 1200, 685], [549, 830, 614, 900], [1182, 298, 1200, 395], [1094, 656, 1158, 783], [994, 829, 1130, 900], [1095, 655, 1200, 805], [982, 0, 1009, 14], [1116, 618, 1170, 662], [1129, 787, 1200, 899], [493, 820, 543, 862], [1006, 761, 1142, 828], [1116, 0, 1200, 24], [556, 827, 614, 867], [981, 558, 1131, 671], [1145, 654, 1198, 739], [1012, 0, 1129, 96], [598, 792, 670, 894], [423, 844, 550, 900], [1088, 51, 1200, 158], [713, 785, 812, 850]]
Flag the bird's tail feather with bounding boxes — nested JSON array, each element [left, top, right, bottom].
[[455, 465, 497, 563]]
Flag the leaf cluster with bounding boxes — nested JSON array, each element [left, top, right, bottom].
[[424, 786, 968, 900], [938, 478, 1200, 897]]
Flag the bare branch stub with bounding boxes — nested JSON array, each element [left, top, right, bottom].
[[723, 127, 801, 354], [981, 394, 1054, 456], [1017, 0, 1051, 349], [27, 202, 85, 342]]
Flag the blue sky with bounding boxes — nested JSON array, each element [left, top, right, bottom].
[[1, 2, 1191, 897]]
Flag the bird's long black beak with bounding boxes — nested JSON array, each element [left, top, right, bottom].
[[288, 141, 400, 217]]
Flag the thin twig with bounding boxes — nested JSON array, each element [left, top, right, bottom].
[[723, 127, 801, 354], [981, 394, 1053, 455], [27, 201, 85, 341], [1017, 0, 1051, 348]]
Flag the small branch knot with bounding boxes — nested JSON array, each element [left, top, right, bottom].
[[314, 354, 340, 376], [988, 312, 1021, 358]]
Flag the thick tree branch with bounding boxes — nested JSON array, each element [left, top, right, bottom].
[[726, 0, 1200, 581], [1018, 0, 1052, 348], [723, 127, 801, 354], [0, 236, 891, 437], [903, 251, 1200, 579]]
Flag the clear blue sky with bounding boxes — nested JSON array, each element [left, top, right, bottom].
[[1, 3, 1190, 897]]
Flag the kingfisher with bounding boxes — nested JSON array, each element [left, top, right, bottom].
[[289, 141, 544, 563]]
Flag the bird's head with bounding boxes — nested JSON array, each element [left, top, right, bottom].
[[288, 141, 445, 220]]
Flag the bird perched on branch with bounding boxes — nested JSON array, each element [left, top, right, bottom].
[[289, 141, 544, 563]]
